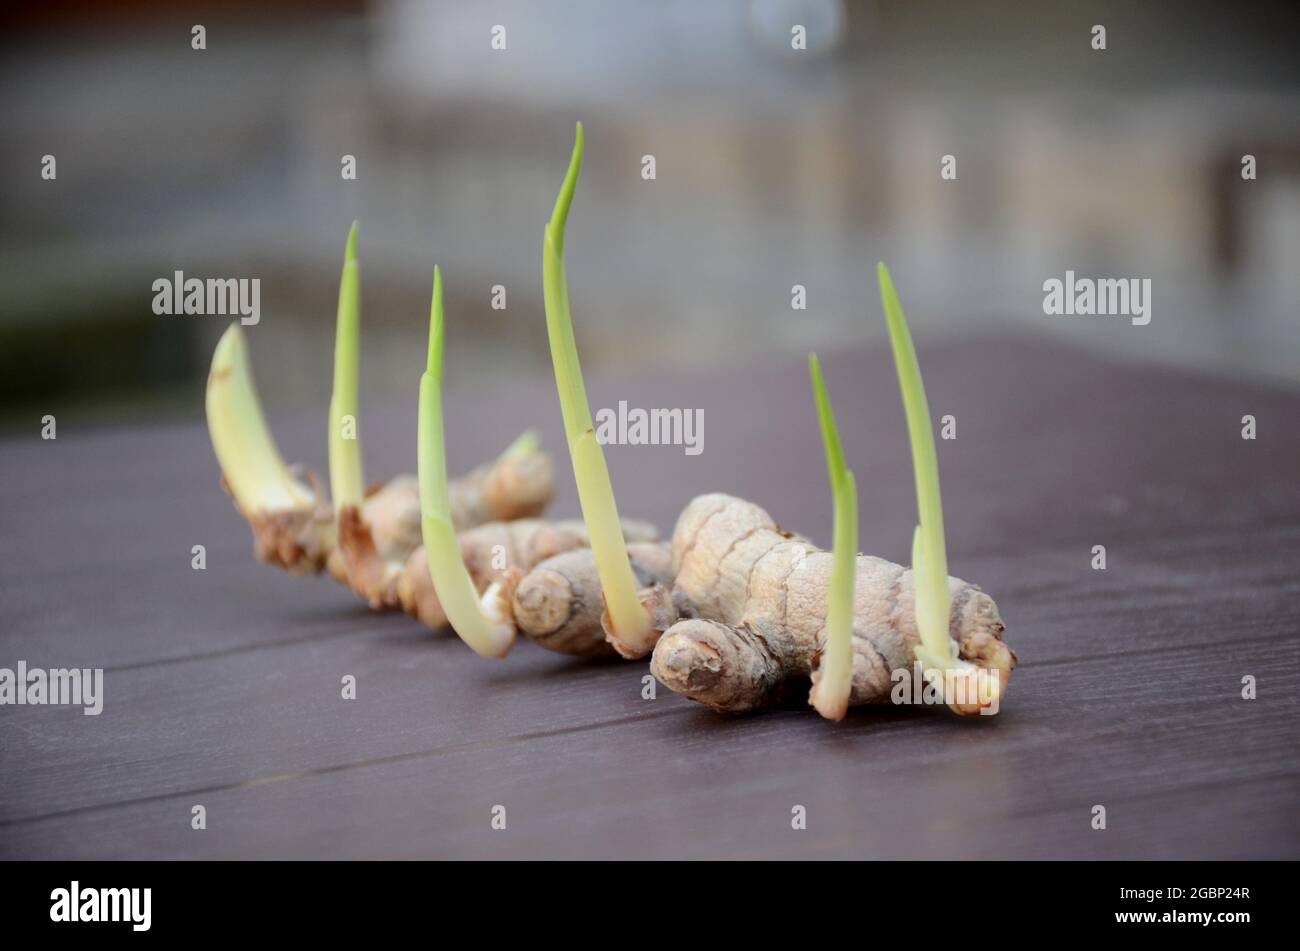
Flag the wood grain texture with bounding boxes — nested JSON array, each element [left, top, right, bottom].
[[1, 332, 1297, 858]]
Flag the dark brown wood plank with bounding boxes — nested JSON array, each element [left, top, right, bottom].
[[2, 637, 1295, 858], [2, 536, 1295, 824], [1, 333, 1297, 858]]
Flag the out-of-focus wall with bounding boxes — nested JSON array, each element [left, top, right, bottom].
[[1, 0, 1297, 426]]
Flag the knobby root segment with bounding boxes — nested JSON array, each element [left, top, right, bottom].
[[543, 122, 660, 657], [530, 543, 676, 657], [807, 353, 857, 721], [339, 438, 555, 609], [396, 518, 661, 653], [649, 495, 1017, 716]]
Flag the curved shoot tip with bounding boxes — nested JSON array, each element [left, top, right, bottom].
[[808, 352, 847, 490], [329, 223, 364, 513], [877, 264, 953, 667], [206, 323, 314, 514], [417, 273, 515, 659], [808, 355, 856, 720], [345, 220, 359, 263], [548, 122, 585, 253], [427, 265, 444, 380], [210, 321, 243, 368], [501, 428, 542, 459]]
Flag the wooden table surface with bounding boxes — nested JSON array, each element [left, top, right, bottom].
[[2, 333, 1297, 859]]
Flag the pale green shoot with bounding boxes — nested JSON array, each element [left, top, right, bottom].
[[808, 353, 858, 720], [877, 262, 955, 670], [542, 122, 652, 654], [328, 221, 364, 514], [500, 428, 541, 460], [205, 325, 315, 514], [418, 266, 514, 658]]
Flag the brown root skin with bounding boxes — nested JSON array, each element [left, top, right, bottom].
[[335, 476, 424, 608], [396, 545, 447, 629], [337, 506, 392, 607], [246, 505, 334, 575], [448, 449, 554, 529], [363, 474, 423, 552], [651, 494, 1016, 716], [516, 543, 675, 657], [600, 570, 680, 659], [333, 448, 557, 607], [221, 472, 334, 576], [221, 445, 552, 589], [653, 619, 780, 713], [396, 518, 660, 636], [221, 432, 552, 585]]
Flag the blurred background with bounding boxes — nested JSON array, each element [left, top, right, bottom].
[[1, 0, 1297, 430]]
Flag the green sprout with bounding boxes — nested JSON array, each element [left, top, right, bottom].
[[877, 262, 955, 671], [206, 324, 315, 514], [418, 266, 515, 658], [328, 221, 364, 514], [500, 428, 542, 460], [808, 353, 858, 720], [542, 122, 653, 655]]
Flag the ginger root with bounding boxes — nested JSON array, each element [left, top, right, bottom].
[[513, 542, 674, 657], [221, 466, 334, 577], [338, 442, 554, 607], [396, 517, 660, 634], [206, 320, 554, 582], [223, 443, 552, 585], [650, 494, 1017, 716]]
